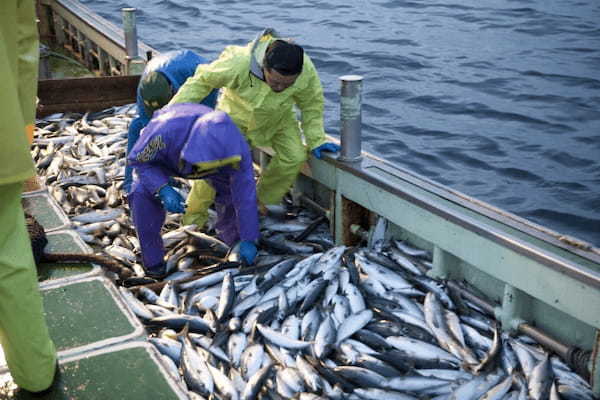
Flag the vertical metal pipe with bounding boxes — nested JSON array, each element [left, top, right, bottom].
[[38, 46, 51, 79], [334, 191, 344, 244], [55, 16, 66, 45], [121, 8, 138, 59], [430, 245, 452, 280], [496, 284, 527, 332], [338, 75, 363, 162]]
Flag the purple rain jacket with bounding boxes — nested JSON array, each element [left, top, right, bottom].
[[128, 103, 259, 242]]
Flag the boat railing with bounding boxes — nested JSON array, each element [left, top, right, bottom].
[[37, 0, 155, 76], [34, 0, 600, 393]]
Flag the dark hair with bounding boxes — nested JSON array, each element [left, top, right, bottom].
[[264, 40, 304, 76]]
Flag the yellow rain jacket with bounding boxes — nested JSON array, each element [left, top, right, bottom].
[[0, 0, 58, 392], [170, 28, 327, 151], [0, 2, 38, 185], [170, 28, 327, 221]]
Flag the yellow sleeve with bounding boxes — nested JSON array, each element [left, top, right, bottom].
[[0, 0, 36, 184], [16, 0, 39, 126], [169, 45, 243, 106], [293, 56, 327, 151]]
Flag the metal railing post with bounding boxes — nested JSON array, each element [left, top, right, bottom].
[[38, 45, 51, 79], [338, 75, 363, 162], [121, 7, 145, 75], [121, 8, 138, 59]]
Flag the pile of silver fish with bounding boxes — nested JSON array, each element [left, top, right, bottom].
[[32, 109, 597, 400]]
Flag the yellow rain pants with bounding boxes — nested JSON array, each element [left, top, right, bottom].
[[0, 184, 57, 392], [0, 0, 58, 392], [171, 30, 326, 226]]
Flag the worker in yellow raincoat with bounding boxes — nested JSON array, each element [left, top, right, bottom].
[[168, 28, 340, 227], [0, 0, 58, 394]]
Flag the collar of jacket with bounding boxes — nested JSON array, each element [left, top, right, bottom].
[[183, 156, 241, 179], [249, 28, 280, 81]]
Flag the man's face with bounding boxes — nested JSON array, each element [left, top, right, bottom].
[[264, 68, 299, 93]]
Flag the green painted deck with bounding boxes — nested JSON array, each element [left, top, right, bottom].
[[2, 343, 187, 399], [38, 231, 99, 281], [42, 277, 142, 352], [22, 192, 70, 233], [0, 188, 186, 399]]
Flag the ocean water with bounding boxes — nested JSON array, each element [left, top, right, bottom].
[[81, 0, 600, 246]]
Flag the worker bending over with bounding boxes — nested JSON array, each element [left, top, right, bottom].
[[168, 28, 340, 227], [127, 103, 259, 278]]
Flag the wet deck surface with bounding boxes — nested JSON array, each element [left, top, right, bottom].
[[0, 187, 185, 399], [2, 344, 184, 399]]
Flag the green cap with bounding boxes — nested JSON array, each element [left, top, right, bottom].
[[139, 71, 173, 116]]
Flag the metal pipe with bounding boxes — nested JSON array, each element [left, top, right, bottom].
[[338, 75, 363, 162], [519, 323, 570, 357], [38, 46, 51, 79], [446, 280, 584, 364], [447, 281, 495, 315], [298, 194, 330, 219], [121, 8, 138, 59]]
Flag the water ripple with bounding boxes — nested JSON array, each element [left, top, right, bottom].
[[80, 0, 600, 245], [496, 167, 544, 183], [543, 151, 594, 168], [522, 70, 600, 89], [406, 96, 576, 133]]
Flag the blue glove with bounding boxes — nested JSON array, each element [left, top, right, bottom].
[[311, 142, 341, 159], [239, 241, 257, 265], [158, 185, 185, 213]]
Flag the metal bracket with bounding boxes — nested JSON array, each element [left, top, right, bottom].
[[495, 284, 528, 332], [428, 245, 459, 281]]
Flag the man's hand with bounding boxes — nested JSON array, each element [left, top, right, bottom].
[[158, 185, 185, 213], [239, 240, 257, 265], [311, 142, 341, 159]]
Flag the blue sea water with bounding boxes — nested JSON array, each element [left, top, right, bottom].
[[82, 0, 600, 246]]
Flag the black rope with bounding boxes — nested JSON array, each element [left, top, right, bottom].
[[25, 212, 48, 265], [25, 212, 133, 280]]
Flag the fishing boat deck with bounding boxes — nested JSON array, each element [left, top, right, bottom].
[[0, 188, 186, 399]]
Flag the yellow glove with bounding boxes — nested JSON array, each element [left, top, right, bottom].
[[25, 123, 34, 144]]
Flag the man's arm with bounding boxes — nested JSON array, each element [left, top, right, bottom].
[[16, 0, 39, 127], [124, 103, 151, 191], [293, 57, 327, 151], [169, 46, 240, 106], [132, 162, 171, 195], [127, 134, 171, 194]]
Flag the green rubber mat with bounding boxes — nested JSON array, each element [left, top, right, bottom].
[[0, 343, 188, 399], [37, 231, 100, 282], [22, 191, 70, 232], [41, 277, 144, 353], [45, 230, 89, 254], [37, 261, 94, 283]]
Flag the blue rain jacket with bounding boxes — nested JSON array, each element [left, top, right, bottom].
[[125, 50, 219, 189]]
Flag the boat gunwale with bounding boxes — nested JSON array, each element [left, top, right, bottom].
[[326, 153, 600, 289]]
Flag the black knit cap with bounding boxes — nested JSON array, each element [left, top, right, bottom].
[[264, 40, 304, 76]]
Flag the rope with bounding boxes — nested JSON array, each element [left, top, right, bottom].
[[24, 212, 133, 280]]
